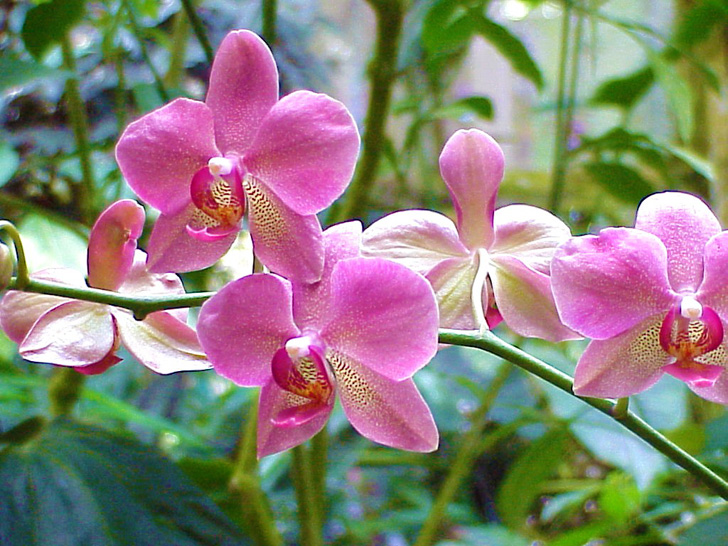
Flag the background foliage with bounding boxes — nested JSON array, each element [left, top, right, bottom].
[[2, 0, 728, 544]]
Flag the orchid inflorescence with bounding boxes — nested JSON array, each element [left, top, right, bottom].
[[2, 28, 727, 459]]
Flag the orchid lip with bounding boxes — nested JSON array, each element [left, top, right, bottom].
[[187, 158, 245, 240]]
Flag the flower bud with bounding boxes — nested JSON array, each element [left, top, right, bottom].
[[0, 242, 13, 290]]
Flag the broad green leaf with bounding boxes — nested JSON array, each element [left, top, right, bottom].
[[648, 51, 694, 142], [664, 145, 715, 182], [496, 428, 569, 530], [17, 214, 87, 272], [473, 13, 544, 90], [675, 0, 728, 48], [589, 66, 654, 109], [677, 507, 728, 546], [583, 161, 654, 206], [430, 96, 494, 121], [0, 54, 71, 93], [21, 0, 86, 60], [436, 524, 530, 546], [0, 140, 19, 188], [421, 0, 475, 55], [599, 473, 640, 525], [0, 418, 250, 546]]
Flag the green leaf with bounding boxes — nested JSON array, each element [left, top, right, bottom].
[[583, 161, 654, 206], [648, 51, 694, 142], [496, 428, 568, 530], [0, 54, 71, 94], [599, 473, 640, 525], [677, 507, 728, 546], [421, 0, 475, 55], [430, 96, 494, 121], [0, 140, 19, 188], [17, 214, 87, 272], [472, 13, 544, 90], [0, 418, 250, 546], [675, 0, 728, 49], [21, 0, 86, 60], [590, 66, 654, 109]]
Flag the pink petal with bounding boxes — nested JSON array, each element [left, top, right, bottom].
[[438, 129, 504, 250], [244, 175, 324, 283], [634, 191, 721, 292], [328, 350, 438, 452], [19, 301, 115, 366], [696, 231, 728, 319], [115, 310, 210, 374], [491, 204, 572, 274], [257, 378, 332, 458], [293, 221, 362, 329], [115, 98, 219, 214], [0, 268, 85, 343], [244, 90, 360, 215], [196, 274, 299, 386], [87, 200, 145, 291], [205, 30, 279, 155], [361, 210, 469, 274], [687, 368, 728, 404], [426, 256, 479, 330], [146, 206, 238, 273], [490, 254, 579, 341], [322, 258, 438, 382], [573, 314, 670, 398], [551, 228, 675, 340]]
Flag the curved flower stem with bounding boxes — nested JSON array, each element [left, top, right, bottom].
[[327, 0, 404, 223], [179, 0, 214, 65], [292, 445, 324, 546], [60, 35, 95, 225], [230, 392, 283, 546], [439, 329, 728, 500], [414, 363, 512, 546], [0, 222, 29, 290]]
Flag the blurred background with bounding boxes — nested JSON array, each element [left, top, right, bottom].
[[1, 1, 728, 545]]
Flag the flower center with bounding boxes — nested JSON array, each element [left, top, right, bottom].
[[186, 156, 245, 241], [659, 296, 725, 388], [270, 334, 335, 427]]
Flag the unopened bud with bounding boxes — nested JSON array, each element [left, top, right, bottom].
[[0, 243, 13, 290]]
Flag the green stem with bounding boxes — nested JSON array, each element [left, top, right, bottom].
[[310, 429, 328, 522], [179, 0, 214, 65], [414, 363, 512, 546], [230, 392, 283, 546], [292, 445, 324, 546], [327, 0, 404, 223], [439, 329, 728, 500], [165, 8, 191, 89], [261, 0, 278, 48], [48, 366, 85, 417], [60, 36, 95, 225]]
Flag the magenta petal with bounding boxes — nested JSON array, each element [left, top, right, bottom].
[[197, 274, 300, 386], [87, 200, 145, 291], [244, 175, 324, 283], [686, 368, 728, 404], [361, 210, 469, 274], [662, 362, 723, 388], [573, 314, 669, 398], [696, 231, 728, 319], [146, 207, 238, 273], [118, 251, 187, 321], [205, 30, 279, 154], [329, 350, 438, 452], [257, 378, 333, 457], [245, 90, 360, 215], [438, 129, 504, 250], [634, 192, 721, 292], [426, 256, 479, 330], [115, 310, 209, 374], [490, 255, 579, 341], [293, 221, 362, 329], [322, 258, 438, 381], [115, 99, 219, 214], [551, 228, 675, 339], [20, 301, 115, 366], [0, 268, 85, 343]]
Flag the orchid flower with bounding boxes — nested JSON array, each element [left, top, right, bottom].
[[362, 129, 576, 341], [197, 221, 439, 457], [0, 200, 209, 375], [115, 29, 360, 282], [551, 191, 728, 404]]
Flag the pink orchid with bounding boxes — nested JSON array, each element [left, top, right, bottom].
[[362, 129, 576, 341], [197, 221, 439, 457], [115, 29, 360, 281], [0, 200, 209, 375], [551, 191, 728, 404]]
